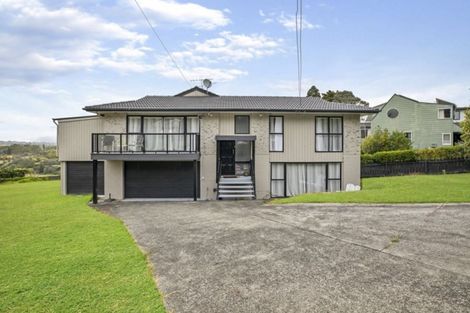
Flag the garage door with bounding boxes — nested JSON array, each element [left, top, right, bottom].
[[66, 161, 104, 195], [125, 161, 199, 198]]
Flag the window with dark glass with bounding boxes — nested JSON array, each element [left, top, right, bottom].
[[315, 117, 343, 152], [404, 132, 412, 142], [438, 108, 451, 119], [360, 124, 371, 139], [234, 115, 250, 134], [269, 116, 284, 151]]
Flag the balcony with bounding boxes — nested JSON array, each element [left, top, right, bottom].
[[91, 133, 200, 161]]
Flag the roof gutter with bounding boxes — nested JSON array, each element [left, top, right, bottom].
[[84, 108, 380, 114]]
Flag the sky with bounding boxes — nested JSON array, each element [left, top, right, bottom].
[[1, 0, 470, 142]]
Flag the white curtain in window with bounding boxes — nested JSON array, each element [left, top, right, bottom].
[[271, 163, 285, 197], [330, 135, 342, 151], [271, 181, 284, 197], [270, 117, 283, 151], [270, 134, 283, 151], [286, 164, 306, 196], [165, 117, 184, 151], [271, 163, 284, 179], [328, 163, 341, 179], [127, 117, 142, 152], [315, 117, 329, 151], [143, 117, 164, 151], [329, 118, 342, 151], [329, 118, 342, 133], [270, 117, 283, 132], [306, 164, 326, 193], [328, 163, 341, 192], [186, 117, 199, 151]]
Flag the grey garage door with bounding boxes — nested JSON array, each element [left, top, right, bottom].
[[125, 161, 199, 198], [66, 161, 104, 195]]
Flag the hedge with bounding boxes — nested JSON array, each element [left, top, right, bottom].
[[415, 145, 467, 161], [371, 150, 417, 164], [361, 145, 470, 164], [0, 168, 29, 179]]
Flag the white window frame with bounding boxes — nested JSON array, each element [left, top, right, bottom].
[[438, 108, 451, 119], [442, 133, 452, 146]]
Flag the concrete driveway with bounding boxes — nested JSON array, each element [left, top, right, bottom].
[[102, 201, 470, 313]]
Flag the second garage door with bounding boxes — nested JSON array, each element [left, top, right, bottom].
[[125, 161, 199, 198], [66, 161, 104, 195]]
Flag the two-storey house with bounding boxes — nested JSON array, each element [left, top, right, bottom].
[[54, 87, 378, 202], [365, 94, 463, 148]]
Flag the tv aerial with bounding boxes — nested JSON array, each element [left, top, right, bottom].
[[191, 78, 214, 91], [203, 78, 212, 89]]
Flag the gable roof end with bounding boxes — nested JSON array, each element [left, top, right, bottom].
[[174, 86, 219, 97]]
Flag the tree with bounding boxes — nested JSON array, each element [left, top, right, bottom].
[[306, 85, 320, 97], [361, 128, 412, 154], [321, 90, 369, 106], [461, 109, 470, 148], [305, 85, 369, 106]]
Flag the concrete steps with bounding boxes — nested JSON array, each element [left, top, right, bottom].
[[218, 176, 255, 200]]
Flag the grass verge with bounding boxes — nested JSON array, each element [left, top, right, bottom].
[[271, 173, 470, 204], [0, 180, 166, 313]]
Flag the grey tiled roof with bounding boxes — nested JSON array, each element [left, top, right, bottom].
[[83, 96, 379, 113]]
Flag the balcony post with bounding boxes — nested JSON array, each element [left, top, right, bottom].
[[92, 159, 98, 204], [193, 159, 197, 201]]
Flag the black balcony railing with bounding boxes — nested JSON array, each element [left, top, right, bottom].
[[91, 133, 200, 154]]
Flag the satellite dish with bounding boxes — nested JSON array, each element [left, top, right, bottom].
[[202, 79, 212, 89]]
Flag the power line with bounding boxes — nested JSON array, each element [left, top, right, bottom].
[[295, 0, 303, 101], [133, 0, 191, 87]]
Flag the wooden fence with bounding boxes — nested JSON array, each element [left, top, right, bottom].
[[361, 159, 470, 178]]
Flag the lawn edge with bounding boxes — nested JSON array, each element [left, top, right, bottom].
[[265, 202, 470, 206], [89, 202, 168, 313]]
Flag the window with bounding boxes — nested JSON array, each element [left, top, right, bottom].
[[454, 110, 461, 121], [270, 162, 341, 197], [126, 116, 199, 152], [438, 108, 451, 119], [269, 116, 284, 151], [404, 132, 412, 142], [234, 115, 250, 134], [442, 133, 451, 146], [360, 124, 371, 139], [387, 108, 399, 119], [315, 117, 343, 152], [327, 163, 341, 192], [271, 163, 285, 197]]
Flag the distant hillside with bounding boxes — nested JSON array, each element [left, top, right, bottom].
[[0, 140, 55, 146]]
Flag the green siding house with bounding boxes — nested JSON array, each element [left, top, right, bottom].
[[365, 94, 462, 149]]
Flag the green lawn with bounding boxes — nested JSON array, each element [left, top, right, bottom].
[[272, 173, 470, 204], [0, 181, 166, 313]]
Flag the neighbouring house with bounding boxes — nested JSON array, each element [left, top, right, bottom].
[[453, 105, 470, 124], [363, 94, 464, 148], [53, 86, 378, 201]]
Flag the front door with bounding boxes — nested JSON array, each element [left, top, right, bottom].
[[219, 141, 235, 175]]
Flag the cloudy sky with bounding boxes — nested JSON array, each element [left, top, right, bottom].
[[1, 0, 469, 142]]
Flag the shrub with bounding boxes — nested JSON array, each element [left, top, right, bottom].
[[371, 150, 417, 164], [361, 127, 412, 154], [0, 168, 29, 179], [462, 109, 470, 148]]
